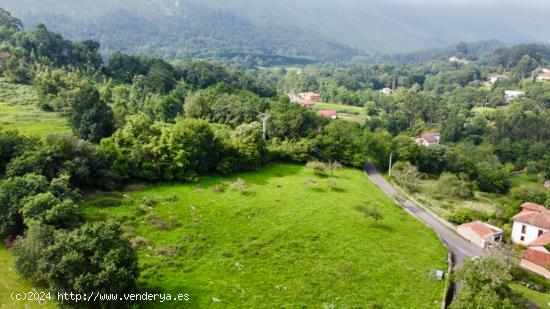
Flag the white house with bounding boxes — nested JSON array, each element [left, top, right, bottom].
[[380, 88, 393, 95], [520, 232, 550, 279], [449, 56, 462, 62], [457, 221, 503, 249], [414, 133, 441, 146], [511, 203, 550, 246], [504, 90, 525, 103]]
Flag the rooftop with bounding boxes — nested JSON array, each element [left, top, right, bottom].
[[522, 248, 550, 269], [513, 203, 550, 230], [458, 221, 502, 238]]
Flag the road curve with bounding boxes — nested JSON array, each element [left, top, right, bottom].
[[364, 162, 483, 267]]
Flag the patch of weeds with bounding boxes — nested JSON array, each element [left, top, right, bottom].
[[165, 195, 179, 202], [130, 236, 151, 248], [148, 215, 181, 231], [231, 178, 250, 195], [155, 247, 177, 256], [142, 196, 159, 207], [212, 183, 227, 193]]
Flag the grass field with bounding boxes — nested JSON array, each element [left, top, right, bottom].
[[82, 164, 447, 308], [0, 103, 70, 136], [314, 102, 367, 123], [0, 245, 56, 309], [510, 284, 550, 308]]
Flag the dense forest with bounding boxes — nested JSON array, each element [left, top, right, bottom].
[[1, 7, 550, 307]]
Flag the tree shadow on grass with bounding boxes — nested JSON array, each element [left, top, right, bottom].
[[369, 223, 395, 232]]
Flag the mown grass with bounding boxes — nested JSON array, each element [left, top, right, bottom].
[[0, 245, 56, 309], [0, 79, 39, 106], [510, 284, 550, 308], [83, 164, 447, 308], [314, 102, 367, 123], [0, 103, 70, 136]]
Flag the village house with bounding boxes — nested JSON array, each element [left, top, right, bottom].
[[448, 56, 462, 62], [298, 92, 321, 102], [318, 110, 338, 119], [457, 221, 503, 249], [380, 87, 393, 95], [511, 202, 550, 246], [299, 101, 315, 109], [414, 133, 441, 146], [520, 232, 550, 279], [536, 68, 550, 81], [504, 90, 525, 103]]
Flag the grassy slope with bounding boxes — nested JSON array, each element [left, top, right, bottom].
[[0, 103, 70, 136], [0, 245, 56, 309], [510, 284, 550, 308], [313, 102, 366, 123], [83, 164, 447, 308]]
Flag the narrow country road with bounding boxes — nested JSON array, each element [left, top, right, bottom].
[[364, 162, 483, 267]]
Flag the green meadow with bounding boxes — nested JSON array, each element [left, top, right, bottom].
[[83, 164, 447, 308], [0, 103, 70, 136]]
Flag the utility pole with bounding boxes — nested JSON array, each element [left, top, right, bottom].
[[388, 152, 393, 178], [259, 114, 270, 141]]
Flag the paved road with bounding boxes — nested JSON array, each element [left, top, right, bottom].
[[364, 162, 483, 267]]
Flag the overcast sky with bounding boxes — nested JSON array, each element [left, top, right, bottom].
[[385, 0, 550, 6]]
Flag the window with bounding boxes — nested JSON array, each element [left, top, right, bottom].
[[539, 230, 544, 237], [521, 225, 526, 234], [520, 236, 525, 241]]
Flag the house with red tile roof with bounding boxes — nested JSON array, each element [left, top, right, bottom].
[[318, 110, 337, 119], [511, 203, 550, 246], [414, 133, 441, 146], [520, 232, 550, 279], [457, 221, 503, 249], [298, 92, 321, 102]]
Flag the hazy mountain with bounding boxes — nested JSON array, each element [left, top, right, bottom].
[[1, 0, 549, 61]]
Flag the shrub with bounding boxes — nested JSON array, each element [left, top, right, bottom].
[[306, 161, 328, 176], [445, 208, 488, 225], [231, 178, 248, 194], [436, 172, 474, 199]]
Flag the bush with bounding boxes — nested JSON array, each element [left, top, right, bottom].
[[306, 161, 328, 176], [436, 172, 474, 199], [231, 178, 249, 194], [391, 161, 424, 192], [445, 208, 489, 225]]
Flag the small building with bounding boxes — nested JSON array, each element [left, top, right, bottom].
[[414, 133, 441, 146], [380, 88, 393, 95], [536, 68, 550, 81], [457, 221, 503, 249], [448, 56, 462, 62], [511, 202, 550, 246], [520, 232, 550, 279], [319, 110, 338, 119], [505, 90, 525, 103], [298, 92, 321, 103]]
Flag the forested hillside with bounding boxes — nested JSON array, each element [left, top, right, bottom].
[[1, 0, 550, 64], [1, 7, 550, 307]]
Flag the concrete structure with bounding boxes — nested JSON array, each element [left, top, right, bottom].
[[537, 68, 550, 81], [457, 221, 503, 249], [414, 133, 441, 146], [504, 90, 525, 103], [520, 232, 550, 279], [298, 92, 321, 102], [511, 203, 550, 246], [318, 110, 338, 119], [380, 88, 393, 95]]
